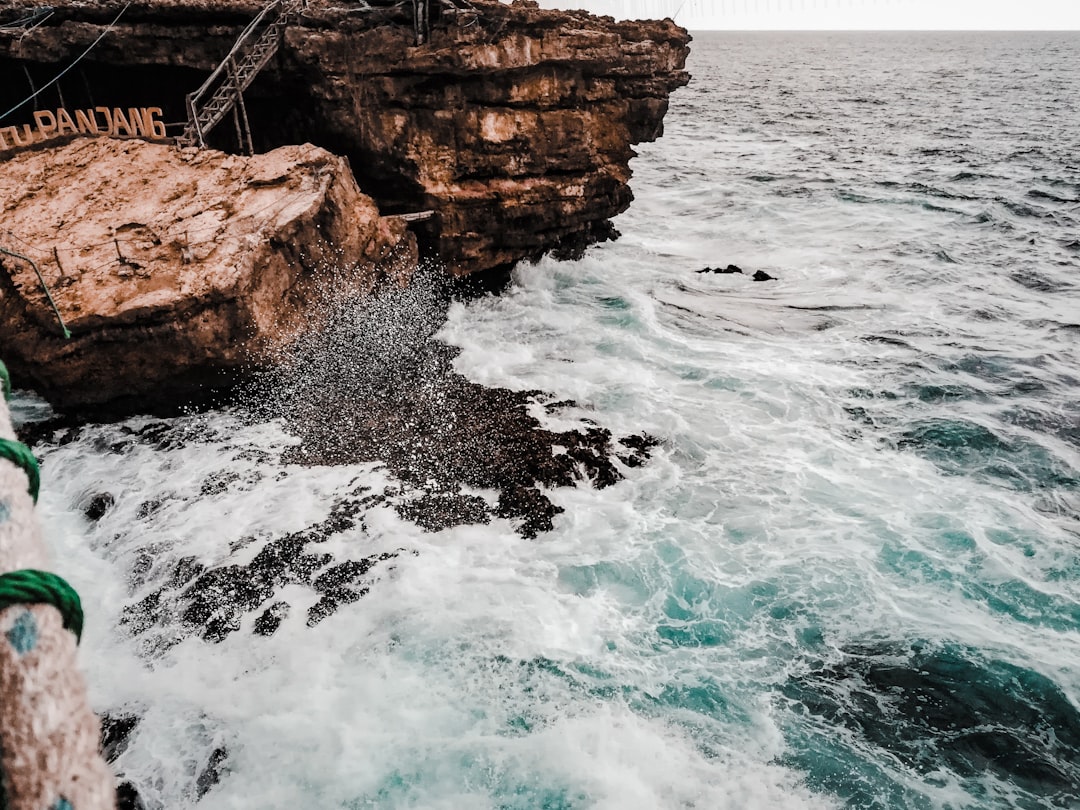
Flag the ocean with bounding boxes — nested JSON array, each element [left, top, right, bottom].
[[13, 30, 1080, 809]]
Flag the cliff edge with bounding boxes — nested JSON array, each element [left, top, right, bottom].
[[0, 0, 691, 276]]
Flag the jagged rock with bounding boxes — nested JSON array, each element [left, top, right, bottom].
[[697, 264, 743, 274], [82, 492, 116, 521], [99, 712, 140, 763], [752, 269, 775, 282], [116, 781, 148, 810], [195, 746, 229, 799], [0, 0, 690, 276], [120, 493, 398, 647], [0, 138, 417, 410]]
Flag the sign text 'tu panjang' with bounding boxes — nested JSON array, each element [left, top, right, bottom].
[[0, 107, 168, 150]]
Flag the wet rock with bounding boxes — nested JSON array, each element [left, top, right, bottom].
[[259, 274, 653, 538], [199, 471, 243, 497], [308, 555, 400, 627], [135, 499, 166, 520], [396, 493, 492, 532], [82, 492, 115, 522], [252, 601, 290, 637], [116, 781, 147, 810], [497, 485, 564, 539], [696, 264, 744, 274], [617, 433, 660, 468], [195, 746, 229, 799], [99, 712, 140, 763], [120, 494, 397, 645], [752, 270, 776, 282]]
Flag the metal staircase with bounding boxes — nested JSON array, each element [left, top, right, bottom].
[[178, 0, 307, 150]]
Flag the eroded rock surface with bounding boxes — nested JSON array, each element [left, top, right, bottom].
[[0, 0, 691, 275], [0, 138, 416, 410]]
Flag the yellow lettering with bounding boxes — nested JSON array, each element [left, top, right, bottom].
[[56, 108, 79, 135], [144, 107, 167, 139], [10, 124, 35, 146], [111, 108, 134, 137], [74, 109, 99, 135], [128, 107, 149, 137], [33, 109, 57, 138], [95, 107, 114, 136]]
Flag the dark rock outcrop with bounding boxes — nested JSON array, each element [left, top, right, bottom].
[[0, 0, 691, 276], [697, 264, 744, 274]]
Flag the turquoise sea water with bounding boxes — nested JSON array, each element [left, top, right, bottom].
[[14, 30, 1080, 808]]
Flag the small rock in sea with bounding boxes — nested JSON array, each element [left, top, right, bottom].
[[696, 264, 744, 274], [196, 746, 229, 798], [99, 711, 140, 762], [752, 270, 776, 282], [83, 492, 115, 522], [116, 781, 147, 810], [253, 601, 290, 637], [617, 433, 661, 468]]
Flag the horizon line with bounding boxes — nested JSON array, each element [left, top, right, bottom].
[[682, 27, 1080, 32]]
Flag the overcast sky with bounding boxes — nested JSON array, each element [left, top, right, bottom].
[[539, 0, 1080, 30]]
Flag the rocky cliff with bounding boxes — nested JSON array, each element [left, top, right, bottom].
[[0, 138, 416, 409], [0, 0, 691, 276]]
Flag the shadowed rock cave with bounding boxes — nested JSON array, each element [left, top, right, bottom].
[[0, 54, 432, 219]]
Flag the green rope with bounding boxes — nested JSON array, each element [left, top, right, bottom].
[[0, 246, 72, 339], [0, 359, 9, 401], [0, 570, 83, 643], [0, 440, 39, 503]]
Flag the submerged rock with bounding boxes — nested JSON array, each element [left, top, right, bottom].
[[99, 711, 140, 763], [0, 138, 417, 411], [82, 491, 116, 521], [784, 641, 1080, 802]]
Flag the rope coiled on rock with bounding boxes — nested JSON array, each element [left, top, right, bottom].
[[0, 439, 39, 503], [0, 570, 83, 643], [0, 359, 10, 401]]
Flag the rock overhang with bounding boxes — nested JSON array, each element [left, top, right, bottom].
[[0, 0, 690, 276]]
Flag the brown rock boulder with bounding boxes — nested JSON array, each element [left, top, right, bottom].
[[0, 138, 417, 411]]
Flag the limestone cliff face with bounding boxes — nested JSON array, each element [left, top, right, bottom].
[[0, 0, 691, 275], [0, 138, 416, 409]]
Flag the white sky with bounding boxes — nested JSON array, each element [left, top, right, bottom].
[[537, 0, 1080, 30]]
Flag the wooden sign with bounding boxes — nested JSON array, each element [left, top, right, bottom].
[[0, 107, 168, 150]]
